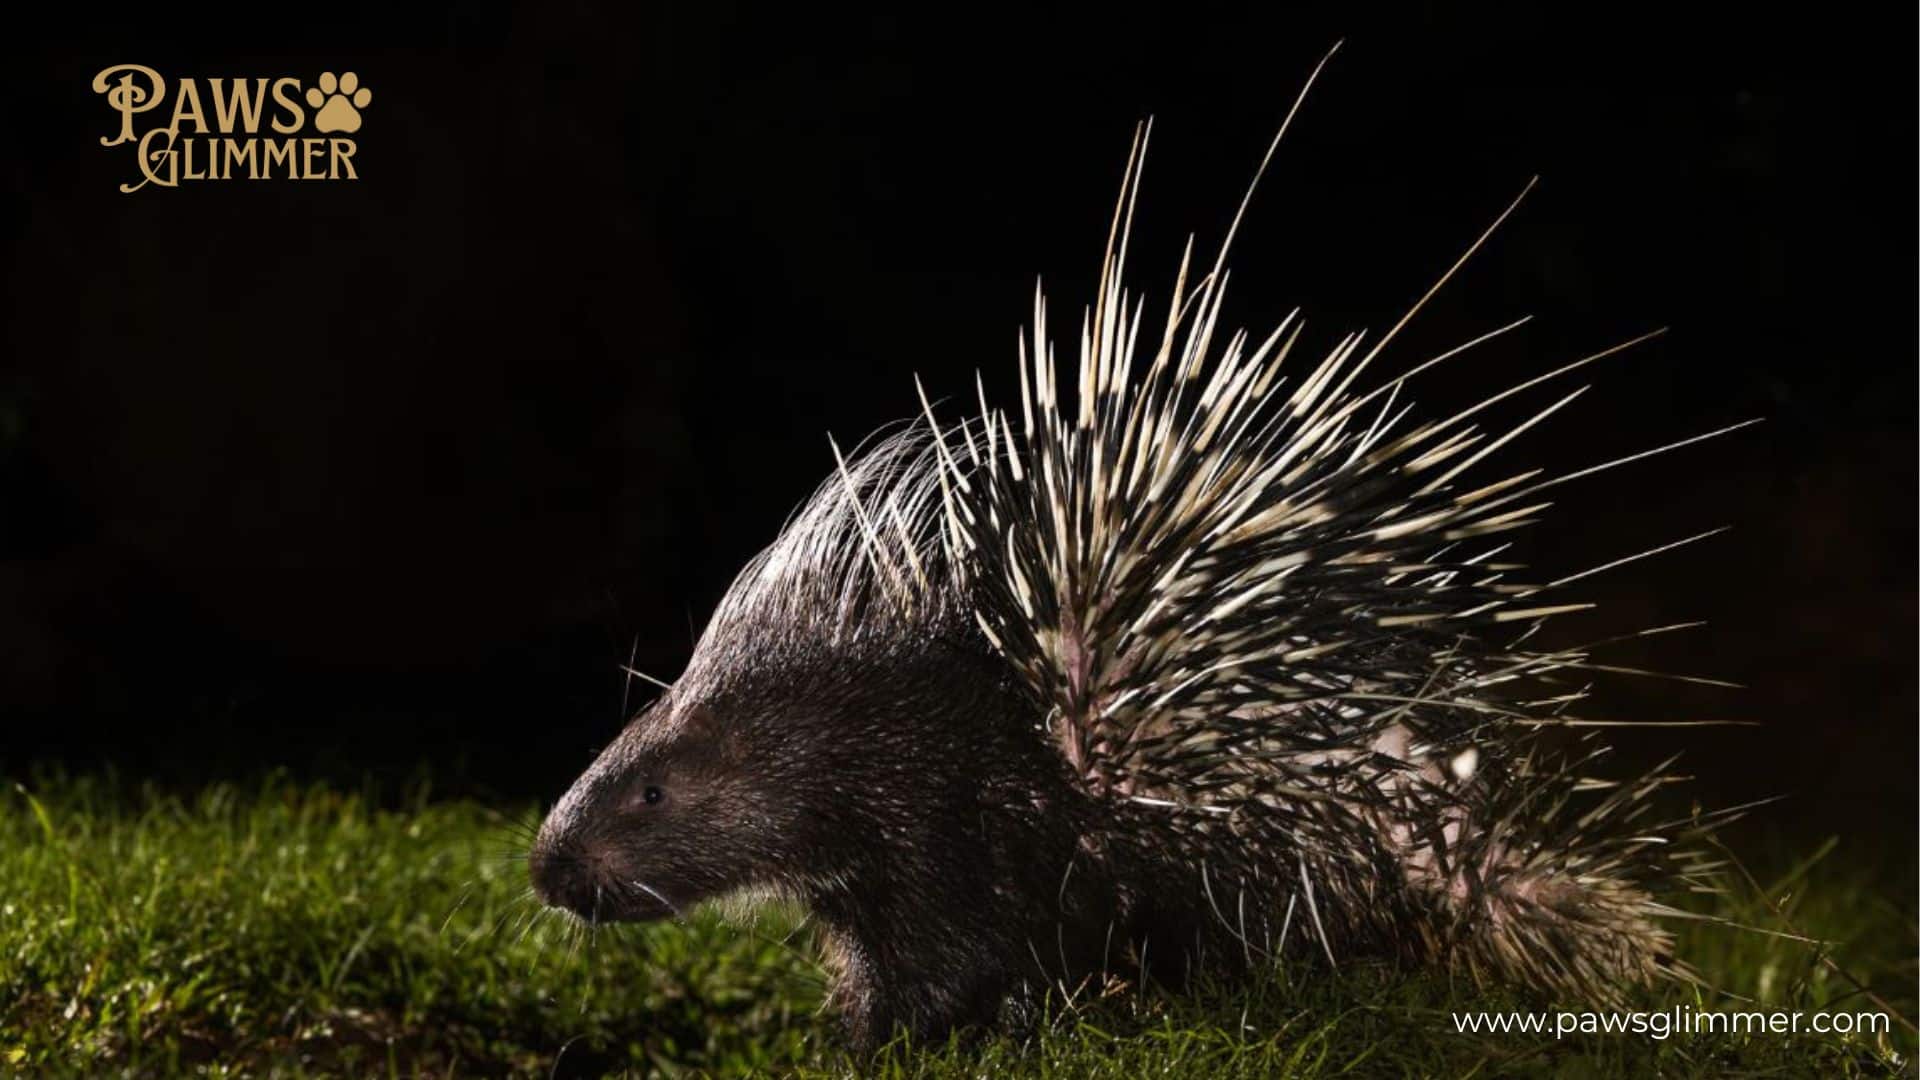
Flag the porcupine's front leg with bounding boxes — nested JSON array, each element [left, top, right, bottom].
[[813, 884, 1012, 1052]]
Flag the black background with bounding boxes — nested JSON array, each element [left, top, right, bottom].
[[2, 4, 1913, 854]]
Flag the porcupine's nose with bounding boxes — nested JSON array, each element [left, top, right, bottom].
[[529, 789, 614, 920], [528, 837, 604, 919], [530, 760, 622, 918]]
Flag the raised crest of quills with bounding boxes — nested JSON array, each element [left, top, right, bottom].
[[91, 64, 372, 193]]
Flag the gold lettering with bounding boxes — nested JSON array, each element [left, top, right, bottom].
[[103, 69, 367, 190], [302, 138, 326, 178], [330, 139, 358, 180], [264, 139, 296, 176], [269, 79, 305, 134], [125, 127, 178, 193], [178, 136, 198, 180], [225, 138, 258, 179], [209, 78, 269, 134], [169, 78, 207, 134], [91, 64, 165, 147]]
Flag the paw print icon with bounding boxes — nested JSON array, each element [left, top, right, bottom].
[[307, 72, 371, 134]]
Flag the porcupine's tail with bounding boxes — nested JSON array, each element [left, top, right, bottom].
[[889, 46, 1755, 1000]]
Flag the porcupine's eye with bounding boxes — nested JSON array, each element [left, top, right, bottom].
[[642, 785, 663, 806]]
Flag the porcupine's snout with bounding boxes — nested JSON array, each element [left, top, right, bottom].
[[530, 696, 774, 924], [529, 803, 682, 923], [526, 834, 604, 920], [528, 784, 622, 922], [528, 753, 679, 923]]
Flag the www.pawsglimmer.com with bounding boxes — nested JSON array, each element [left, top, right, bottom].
[[1453, 1006, 1892, 1040]]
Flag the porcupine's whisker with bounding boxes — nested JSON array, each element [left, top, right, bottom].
[[628, 878, 681, 918], [529, 907, 566, 973], [459, 884, 536, 952], [521, 907, 552, 965], [438, 881, 479, 941], [508, 897, 547, 949]]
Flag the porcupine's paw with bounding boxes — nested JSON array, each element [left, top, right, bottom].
[[305, 71, 372, 134]]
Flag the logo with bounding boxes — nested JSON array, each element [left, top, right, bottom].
[[91, 65, 371, 193]]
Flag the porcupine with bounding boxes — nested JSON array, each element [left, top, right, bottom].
[[528, 49, 1750, 1050]]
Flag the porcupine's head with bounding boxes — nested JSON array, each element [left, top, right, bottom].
[[529, 428, 1004, 924], [529, 690, 759, 922]]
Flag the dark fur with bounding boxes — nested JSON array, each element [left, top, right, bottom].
[[530, 608, 1259, 1049]]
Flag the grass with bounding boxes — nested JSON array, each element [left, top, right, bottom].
[[1, 773, 1912, 1077]]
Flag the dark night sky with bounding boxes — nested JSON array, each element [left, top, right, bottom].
[[1, 4, 1913, 851]]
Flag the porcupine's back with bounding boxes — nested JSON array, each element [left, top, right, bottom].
[[751, 106, 1753, 1006]]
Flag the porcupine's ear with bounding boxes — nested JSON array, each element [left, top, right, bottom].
[[675, 702, 736, 758]]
